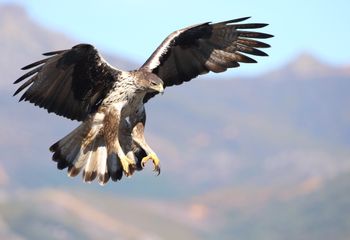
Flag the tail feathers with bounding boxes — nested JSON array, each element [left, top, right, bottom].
[[50, 122, 89, 171], [96, 139, 109, 185], [50, 122, 142, 185], [81, 146, 96, 182], [82, 137, 110, 185]]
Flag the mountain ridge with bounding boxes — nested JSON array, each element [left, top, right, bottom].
[[261, 52, 350, 81]]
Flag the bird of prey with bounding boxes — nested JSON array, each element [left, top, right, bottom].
[[14, 17, 273, 185]]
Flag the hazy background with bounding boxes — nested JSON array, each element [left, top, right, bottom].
[[0, 1, 350, 239]]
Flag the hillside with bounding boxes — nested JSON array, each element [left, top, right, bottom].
[[1, 172, 350, 240], [0, 189, 201, 240], [195, 172, 350, 240]]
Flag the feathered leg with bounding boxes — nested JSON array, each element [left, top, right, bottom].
[[130, 105, 160, 174], [102, 106, 136, 176]]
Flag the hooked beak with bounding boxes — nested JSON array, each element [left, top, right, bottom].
[[154, 83, 164, 94]]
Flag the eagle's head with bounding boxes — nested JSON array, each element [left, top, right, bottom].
[[134, 71, 164, 93]]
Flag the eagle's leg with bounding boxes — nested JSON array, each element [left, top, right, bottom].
[[130, 106, 160, 174], [133, 122, 160, 174], [103, 106, 136, 176], [119, 118, 137, 176]]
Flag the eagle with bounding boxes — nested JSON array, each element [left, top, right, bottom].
[[14, 17, 272, 185]]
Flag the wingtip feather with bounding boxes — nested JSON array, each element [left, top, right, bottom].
[[19, 92, 28, 102], [42, 50, 65, 56], [13, 88, 22, 96], [234, 23, 269, 29], [238, 31, 274, 39], [219, 16, 251, 25], [21, 59, 48, 70]]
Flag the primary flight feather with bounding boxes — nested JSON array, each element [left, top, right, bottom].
[[14, 17, 273, 185]]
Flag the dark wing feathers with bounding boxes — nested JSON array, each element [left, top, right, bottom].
[[141, 17, 273, 102], [15, 18, 272, 111], [14, 44, 120, 121], [219, 16, 251, 24], [42, 50, 66, 56], [21, 59, 49, 70]]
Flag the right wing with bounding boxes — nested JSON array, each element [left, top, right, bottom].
[[14, 44, 121, 121]]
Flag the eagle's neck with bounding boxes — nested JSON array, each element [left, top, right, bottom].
[[102, 72, 146, 118]]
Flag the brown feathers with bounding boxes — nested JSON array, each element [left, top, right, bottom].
[[14, 44, 120, 121], [142, 17, 273, 103]]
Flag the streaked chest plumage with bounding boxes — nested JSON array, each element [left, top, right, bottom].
[[101, 72, 145, 117]]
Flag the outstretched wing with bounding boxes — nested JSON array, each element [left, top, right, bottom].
[[141, 17, 273, 102], [14, 44, 121, 121]]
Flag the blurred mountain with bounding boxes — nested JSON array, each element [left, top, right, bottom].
[[1, 3, 350, 239], [0, 188, 202, 240], [1, 172, 349, 240], [194, 171, 350, 240], [266, 53, 350, 80]]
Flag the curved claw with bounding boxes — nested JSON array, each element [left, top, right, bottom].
[[154, 164, 161, 176], [141, 153, 161, 175], [120, 156, 136, 177]]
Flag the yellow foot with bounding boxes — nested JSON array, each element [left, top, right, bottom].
[[141, 153, 161, 175], [120, 156, 136, 177]]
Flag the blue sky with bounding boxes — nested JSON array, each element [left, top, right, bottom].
[[2, 0, 350, 76]]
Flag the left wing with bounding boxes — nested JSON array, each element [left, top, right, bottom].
[[141, 17, 273, 102]]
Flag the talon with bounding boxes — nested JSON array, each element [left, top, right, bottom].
[[120, 156, 136, 176], [141, 153, 161, 175], [129, 163, 136, 176], [154, 164, 161, 176]]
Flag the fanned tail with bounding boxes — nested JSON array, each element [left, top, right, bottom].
[[50, 118, 141, 185]]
